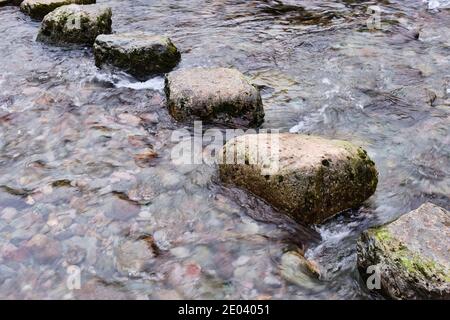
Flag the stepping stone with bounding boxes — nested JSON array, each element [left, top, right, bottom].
[[165, 67, 264, 127], [36, 4, 111, 46], [94, 32, 181, 80], [219, 133, 378, 225], [357, 203, 449, 299], [20, 0, 96, 20]]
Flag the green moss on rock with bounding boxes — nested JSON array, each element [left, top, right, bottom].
[[219, 133, 378, 225], [36, 4, 111, 46], [94, 33, 181, 80], [357, 203, 450, 299]]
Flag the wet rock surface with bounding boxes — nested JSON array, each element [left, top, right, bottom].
[[94, 33, 181, 80], [36, 4, 111, 45], [220, 133, 378, 225], [165, 67, 264, 127], [20, 0, 96, 20], [357, 203, 450, 299]]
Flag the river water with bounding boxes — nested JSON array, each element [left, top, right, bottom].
[[0, 0, 449, 299]]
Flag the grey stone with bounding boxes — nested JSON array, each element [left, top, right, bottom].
[[94, 32, 180, 80], [36, 4, 111, 45], [165, 67, 264, 127], [219, 133, 378, 225]]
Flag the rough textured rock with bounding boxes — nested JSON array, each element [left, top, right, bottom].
[[165, 67, 264, 127], [36, 4, 111, 45], [20, 0, 96, 20], [219, 133, 378, 225], [357, 203, 450, 300], [94, 33, 181, 80]]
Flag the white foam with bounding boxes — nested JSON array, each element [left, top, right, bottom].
[[425, 0, 450, 10], [93, 71, 164, 91], [115, 77, 165, 91]]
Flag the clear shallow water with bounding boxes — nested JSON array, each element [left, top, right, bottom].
[[0, 0, 449, 299]]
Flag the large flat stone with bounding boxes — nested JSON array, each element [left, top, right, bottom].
[[165, 67, 264, 127], [219, 133, 378, 225], [20, 0, 96, 20], [357, 203, 449, 299], [94, 32, 181, 80], [36, 4, 111, 45]]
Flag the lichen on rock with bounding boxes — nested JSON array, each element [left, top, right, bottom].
[[36, 4, 112, 46], [219, 133, 378, 225], [357, 202, 450, 299]]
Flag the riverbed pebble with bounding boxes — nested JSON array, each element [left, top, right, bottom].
[[25, 234, 61, 264]]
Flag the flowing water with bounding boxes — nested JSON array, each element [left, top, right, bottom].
[[0, 0, 449, 299]]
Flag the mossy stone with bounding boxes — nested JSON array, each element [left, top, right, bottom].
[[36, 4, 111, 46], [357, 203, 450, 299], [94, 32, 181, 80], [219, 133, 378, 224]]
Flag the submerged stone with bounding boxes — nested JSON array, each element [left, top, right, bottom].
[[219, 133, 378, 225], [36, 4, 112, 45], [357, 203, 450, 299], [165, 67, 264, 127], [20, 0, 96, 20], [94, 32, 181, 80], [115, 239, 155, 274]]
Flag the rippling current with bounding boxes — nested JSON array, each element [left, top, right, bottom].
[[0, 0, 449, 299]]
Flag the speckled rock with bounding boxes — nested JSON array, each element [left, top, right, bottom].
[[36, 4, 111, 45], [94, 33, 181, 80], [20, 0, 95, 20], [219, 133, 378, 225], [165, 67, 264, 127], [357, 203, 450, 299]]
